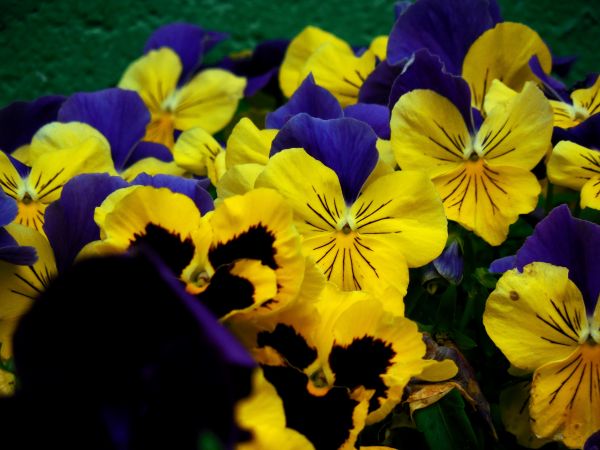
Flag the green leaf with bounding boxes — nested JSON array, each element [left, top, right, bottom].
[[414, 389, 480, 450], [435, 284, 456, 331], [473, 267, 498, 290], [197, 431, 224, 450]]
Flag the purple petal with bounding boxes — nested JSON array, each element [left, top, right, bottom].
[[8, 153, 30, 178], [58, 88, 150, 171], [387, 0, 497, 74], [344, 103, 390, 139], [271, 114, 378, 203], [529, 56, 569, 102], [488, 255, 516, 273], [265, 74, 343, 129], [584, 430, 600, 450], [433, 240, 464, 284], [0, 228, 37, 265], [388, 49, 474, 130], [0, 95, 64, 153], [553, 114, 600, 149], [0, 189, 17, 226], [132, 173, 214, 214], [394, 1, 412, 18], [127, 142, 173, 166], [358, 59, 407, 106], [514, 204, 600, 314], [552, 54, 578, 78], [43, 174, 129, 273], [144, 23, 227, 82]]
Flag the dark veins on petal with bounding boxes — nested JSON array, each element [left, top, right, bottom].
[[257, 324, 317, 370], [262, 365, 359, 450], [329, 336, 395, 412], [129, 223, 194, 276], [196, 267, 255, 318], [209, 224, 278, 270]]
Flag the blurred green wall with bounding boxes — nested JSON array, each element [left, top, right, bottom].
[[1, 0, 598, 106]]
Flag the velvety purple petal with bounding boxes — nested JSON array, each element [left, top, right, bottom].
[[0, 228, 37, 265], [132, 173, 214, 214], [9, 251, 254, 448], [244, 68, 278, 97], [487, 0, 502, 22], [553, 114, 600, 149], [58, 88, 150, 171], [552, 54, 577, 78], [584, 430, 600, 450], [8, 153, 29, 178], [43, 173, 129, 273], [472, 107, 484, 130], [0, 189, 17, 226], [387, 0, 497, 74], [0, 95, 64, 153], [433, 240, 463, 284], [394, 1, 412, 18], [514, 204, 600, 314], [344, 103, 390, 139], [127, 141, 173, 166], [529, 56, 569, 102], [265, 74, 343, 129], [144, 23, 227, 82], [388, 49, 474, 129], [358, 59, 407, 106], [488, 255, 516, 273], [271, 114, 378, 203]]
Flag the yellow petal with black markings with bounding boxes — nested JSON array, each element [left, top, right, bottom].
[[173, 127, 223, 176], [118, 47, 181, 115], [530, 343, 600, 449], [208, 188, 305, 311], [279, 26, 352, 97], [484, 262, 587, 372], [476, 82, 552, 170], [0, 151, 26, 203], [300, 44, 376, 107], [369, 36, 388, 61], [170, 69, 246, 134], [571, 75, 600, 118], [547, 141, 600, 192], [236, 369, 316, 450], [462, 22, 552, 110], [550, 101, 583, 129], [225, 117, 277, 168], [0, 224, 57, 359], [435, 161, 540, 246], [499, 381, 551, 449], [216, 163, 264, 200], [391, 89, 469, 177]]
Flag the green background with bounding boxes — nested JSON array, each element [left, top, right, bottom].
[[1, 0, 598, 106]]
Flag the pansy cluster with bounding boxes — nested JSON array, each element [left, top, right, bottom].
[[0, 0, 599, 449]]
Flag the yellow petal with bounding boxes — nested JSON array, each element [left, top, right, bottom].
[[477, 82, 553, 170], [0, 368, 15, 397], [483, 262, 587, 372], [462, 22, 552, 110], [279, 26, 352, 97], [530, 343, 600, 449], [417, 359, 460, 382], [391, 89, 469, 177], [571, 75, 600, 118], [225, 117, 276, 168], [171, 69, 246, 134], [216, 163, 264, 200], [482, 79, 517, 116], [119, 158, 187, 182], [369, 35, 388, 61], [173, 126, 223, 176]]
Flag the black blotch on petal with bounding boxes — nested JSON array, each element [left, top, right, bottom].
[[257, 324, 317, 370], [329, 336, 395, 412], [129, 223, 194, 276], [197, 266, 255, 318], [263, 365, 359, 450], [209, 224, 278, 270]]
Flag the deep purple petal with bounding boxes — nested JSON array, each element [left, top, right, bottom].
[[144, 23, 227, 82], [127, 142, 173, 166], [43, 173, 129, 273], [265, 74, 343, 129], [387, 0, 497, 74], [388, 49, 474, 129], [514, 204, 600, 314], [488, 255, 516, 273], [487, 0, 503, 22], [343, 103, 390, 139], [553, 114, 600, 149], [433, 240, 464, 284], [0, 228, 37, 265], [529, 56, 570, 102], [243, 68, 278, 97], [8, 153, 30, 178], [132, 173, 214, 214], [394, 1, 412, 18], [0, 95, 64, 153], [584, 430, 600, 450], [271, 114, 378, 203], [358, 59, 407, 106], [0, 189, 17, 226], [58, 88, 150, 171], [552, 54, 578, 78]]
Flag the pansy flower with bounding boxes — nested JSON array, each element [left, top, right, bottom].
[[256, 113, 447, 295], [118, 23, 246, 149], [391, 81, 553, 245], [485, 205, 600, 448]]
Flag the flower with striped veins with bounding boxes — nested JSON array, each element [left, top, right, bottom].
[[549, 75, 600, 129], [256, 114, 447, 295], [0, 122, 114, 232], [485, 205, 600, 448], [391, 81, 553, 246]]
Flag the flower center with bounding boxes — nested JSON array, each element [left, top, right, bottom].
[[341, 223, 352, 235]]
